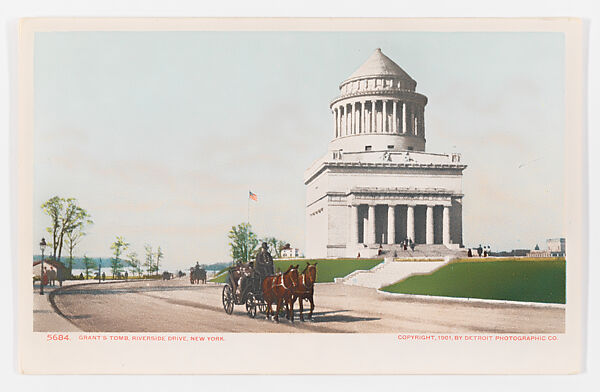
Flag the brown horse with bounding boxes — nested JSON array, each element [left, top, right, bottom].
[[292, 262, 317, 321], [261, 265, 299, 323]]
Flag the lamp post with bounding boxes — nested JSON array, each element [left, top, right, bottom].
[[98, 258, 102, 284], [39, 238, 47, 295]]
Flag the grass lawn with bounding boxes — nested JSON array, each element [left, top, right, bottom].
[[209, 258, 383, 284], [381, 259, 566, 304]]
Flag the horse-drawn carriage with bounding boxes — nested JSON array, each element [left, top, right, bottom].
[[190, 264, 206, 284], [222, 261, 317, 322]]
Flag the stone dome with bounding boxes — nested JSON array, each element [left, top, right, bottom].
[[340, 48, 417, 92], [329, 49, 428, 153]]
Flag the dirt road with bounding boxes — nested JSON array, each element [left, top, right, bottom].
[[47, 278, 564, 333]]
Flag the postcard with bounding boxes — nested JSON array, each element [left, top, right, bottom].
[[17, 17, 584, 374]]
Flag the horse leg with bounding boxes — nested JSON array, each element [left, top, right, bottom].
[[288, 295, 294, 323], [308, 294, 315, 320], [299, 296, 304, 322], [274, 297, 281, 323]]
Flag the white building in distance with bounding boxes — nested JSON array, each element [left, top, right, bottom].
[[304, 49, 467, 258]]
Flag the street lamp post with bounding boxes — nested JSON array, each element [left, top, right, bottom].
[[98, 258, 102, 284], [39, 238, 47, 295]]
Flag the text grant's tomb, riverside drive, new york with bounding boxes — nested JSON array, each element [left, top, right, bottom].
[[305, 49, 467, 258]]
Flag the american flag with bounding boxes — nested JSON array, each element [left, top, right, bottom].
[[249, 191, 258, 201]]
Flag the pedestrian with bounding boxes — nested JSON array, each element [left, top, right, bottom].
[[79, 272, 84, 280], [467, 248, 473, 257], [102, 272, 106, 281], [409, 239, 415, 251], [477, 244, 483, 257], [125, 271, 128, 280], [357, 252, 361, 259]]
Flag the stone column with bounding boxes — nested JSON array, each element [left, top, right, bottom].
[[338, 106, 342, 137], [368, 204, 376, 245], [351, 102, 356, 135], [392, 100, 398, 133], [333, 109, 337, 138], [387, 204, 396, 245], [349, 205, 359, 245], [361, 101, 366, 134], [402, 102, 407, 134], [443, 205, 450, 246], [382, 100, 387, 133], [426, 205, 434, 245], [406, 205, 415, 243], [371, 100, 377, 133]]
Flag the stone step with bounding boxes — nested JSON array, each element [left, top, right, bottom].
[[338, 258, 449, 289]]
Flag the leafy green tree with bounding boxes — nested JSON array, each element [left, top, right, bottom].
[[144, 244, 156, 276], [261, 236, 287, 258], [228, 222, 258, 264], [126, 251, 143, 277], [41, 196, 92, 276], [82, 254, 97, 279], [155, 246, 164, 275], [41, 196, 63, 260], [110, 236, 129, 279]]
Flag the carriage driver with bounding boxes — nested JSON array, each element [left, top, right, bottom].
[[254, 242, 274, 282]]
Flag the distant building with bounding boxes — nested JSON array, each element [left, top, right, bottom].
[[547, 238, 566, 256], [280, 245, 300, 258]]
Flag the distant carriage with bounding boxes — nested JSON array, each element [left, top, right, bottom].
[[162, 271, 173, 280], [189, 266, 206, 284]]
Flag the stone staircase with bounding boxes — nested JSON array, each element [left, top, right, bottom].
[[337, 256, 449, 289], [381, 244, 468, 258]]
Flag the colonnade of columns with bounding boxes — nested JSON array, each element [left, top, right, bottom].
[[332, 100, 424, 138], [349, 203, 451, 246]]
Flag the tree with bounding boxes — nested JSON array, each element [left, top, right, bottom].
[[82, 254, 97, 279], [41, 196, 92, 275], [155, 246, 164, 275], [41, 196, 63, 260], [126, 251, 143, 277], [228, 222, 258, 264], [261, 236, 287, 259], [110, 236, 129, 279], [144, 244, 156, 276]]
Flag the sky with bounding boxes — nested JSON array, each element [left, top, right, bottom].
[[33, 31, 565, 270]]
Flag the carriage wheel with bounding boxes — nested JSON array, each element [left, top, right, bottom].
[[245, 294, 257, 318], [222, 285, 234, 315]]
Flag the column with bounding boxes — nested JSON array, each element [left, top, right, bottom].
[[426, 205, 434, 245], [351, 102, 356, 135], [392, 100, 398, 133], [349, 205, 359, 245], [410, 104, 416, 135], [368, 204, 376, 245], [382, 100, 387, 133], [371, 100, 377, 133], [346, 104, 350, 136], [402, 102, 407, 134], [387, 204, 396, 245], [406, 205, 415, 243], [337, 106, 342, 137], [443, 205, 450, 246], [333, 109, 337, 138], [361, 101, 366, 134]]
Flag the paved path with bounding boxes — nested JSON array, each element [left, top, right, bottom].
[[43, 278, 565, 333]]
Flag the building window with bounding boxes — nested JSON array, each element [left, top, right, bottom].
[[387, 145, 394, 149], [407, 146, 413, 151], [365, 146, 372, 151]]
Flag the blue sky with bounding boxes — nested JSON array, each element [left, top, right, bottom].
[[33, 31, 565, 269]]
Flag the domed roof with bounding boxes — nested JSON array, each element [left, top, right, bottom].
[[346, 48, 415, 83]]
